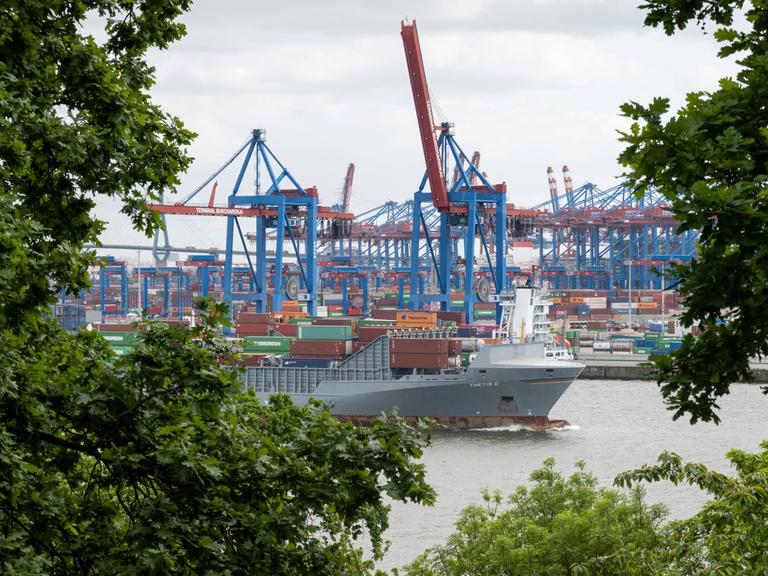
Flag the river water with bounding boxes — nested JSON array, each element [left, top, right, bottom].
[[379, 379, 768, 571]]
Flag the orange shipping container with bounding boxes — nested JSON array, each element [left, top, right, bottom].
[[277, 311, 308, 322], [396, 311, 437, 325]]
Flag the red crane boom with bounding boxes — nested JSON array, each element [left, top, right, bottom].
[[400, 20, 449, 211], [341, 163, 355, 213], [468, 151, 481, 185]]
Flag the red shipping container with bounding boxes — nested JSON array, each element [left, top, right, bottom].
[[238, 354, 267, 367], [314, 318, 353, 326], [390, 338, 449, 354], [371, 309, 398, 320], [95, 323, 137, 333], [390, 353, 449, 369], [437, 311, 464, 323], [351, 342, 366, 354], [235, 323, 270, 337], [290, 339, 349, 356], [375, 298, 399, 306], [274, 323, 297, 337], [237, 312, 273, 324], [358, 326, 396, 342]]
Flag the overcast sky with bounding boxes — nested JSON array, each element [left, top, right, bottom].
[[95, 0, 737, 255]]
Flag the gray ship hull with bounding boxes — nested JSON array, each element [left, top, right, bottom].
[[242, 341, 584, 430]]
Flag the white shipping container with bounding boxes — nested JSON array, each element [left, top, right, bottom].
[[610, 302, 638, 309], [592, 341, 611, 351]]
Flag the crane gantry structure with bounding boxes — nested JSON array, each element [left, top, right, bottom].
[[79, 22, 701, 321], [149, 128, 355, 320], [533, 166, 698, 290], [400, 19, 509, 323]]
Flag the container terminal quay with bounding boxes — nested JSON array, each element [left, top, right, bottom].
[[49, 21, 761, 428]]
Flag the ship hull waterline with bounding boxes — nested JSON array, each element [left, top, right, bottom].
[[250, 362, 584, 431]]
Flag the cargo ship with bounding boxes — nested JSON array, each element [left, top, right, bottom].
[[93, 288, 585, 430], [238, 329, 584, 430]]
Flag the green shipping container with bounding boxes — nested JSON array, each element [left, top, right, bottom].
[[101, 331, 139, 345], [242, 336, 293, 353], [297, 325, 353, 340], [475, 310, 496, 317], [358, 319, 396, 327], [110, 346, 133, 356], [450, 300, 464, 306], [656, 340, 682, 350]]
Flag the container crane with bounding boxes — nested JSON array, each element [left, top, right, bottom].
[[149, 129, 336, 319], [400, 20, 507, 323]]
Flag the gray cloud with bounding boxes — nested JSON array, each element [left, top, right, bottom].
[[92, 0, 736, 255]]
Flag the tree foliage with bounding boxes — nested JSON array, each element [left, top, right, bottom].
[[403, 459, 669, 576], [619, 0, 768, 422], [616, 440, 768, 574], [1, 302, 435, 575], [0, 2, 436, 574], [405, 447, 768, 576], [0, 0, 194, 307]]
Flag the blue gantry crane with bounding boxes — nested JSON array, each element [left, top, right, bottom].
[[533, 167, 699, 290], [150, 129, 357, 319], [400, 20, 507, 323]]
